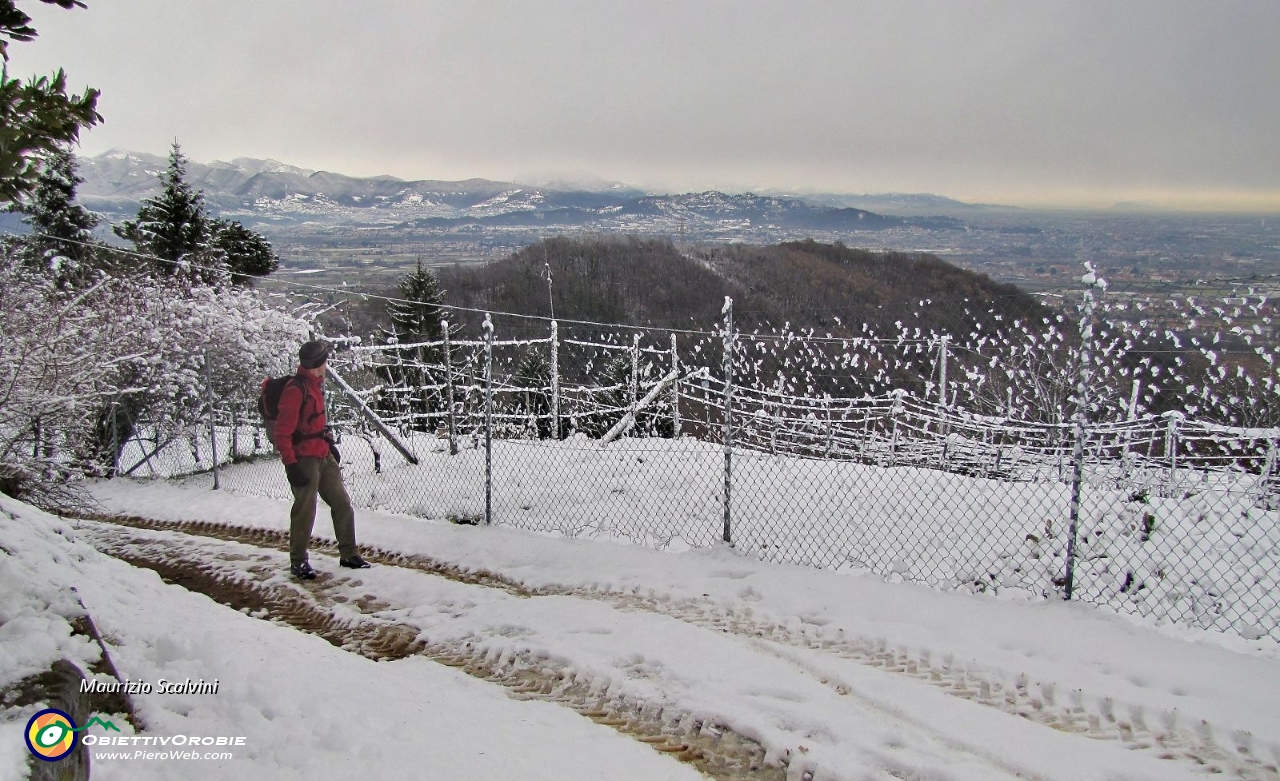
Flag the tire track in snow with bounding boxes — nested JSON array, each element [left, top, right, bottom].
[[78, 520, 790, 781], [83, 513, 1280, 781], [81, 515, 1028, 781], [602, 592, 1280, 780]]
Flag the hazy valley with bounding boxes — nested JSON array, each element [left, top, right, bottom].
[[57, 149, 1280, 298]]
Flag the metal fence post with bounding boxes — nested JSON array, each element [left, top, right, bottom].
[[770, 400, 778, 455], [203, 349, 220, 490], [483, 313, 494, 525], [938, 334, 949, 406], [1064, 266, 1102, 600], [550, 320, 560, 440], [721, 297, 735, 544], [110, 405, 119, 477], [1121, 378, 1141, 480], [670, 333, 680, 438], [889, 389, 905, 467], [442, 318, 458, 455], [824, 395, 833, 457], [630, 332, 641, 426], [392, 340, 408, 428], [1164, 411, 1183, 495], [937, 335, 952, 451], [1064, 415, 1087, 599]]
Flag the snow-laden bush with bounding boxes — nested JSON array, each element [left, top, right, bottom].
[[0, 253, 307, 507]]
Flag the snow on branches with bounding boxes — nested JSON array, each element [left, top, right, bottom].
[[0, 254, 306, 505]]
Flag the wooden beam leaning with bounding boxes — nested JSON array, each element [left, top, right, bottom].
[[326, 364, 420, 466]]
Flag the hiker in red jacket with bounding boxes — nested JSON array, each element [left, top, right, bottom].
[[275, 339, 370, 579]]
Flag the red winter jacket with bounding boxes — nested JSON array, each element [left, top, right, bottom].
[[274, 368, 332, 465]]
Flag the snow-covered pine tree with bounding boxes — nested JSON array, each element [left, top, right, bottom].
[[113, 141, 223, 284], [8, 145, 102, 286], [388, 257, 445, 341], [509, 346, 555, 438], [378, 258, 447, 431], [210, 217, 279, 284]]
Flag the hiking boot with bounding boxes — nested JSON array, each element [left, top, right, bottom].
[[290, 561, 317, 580], [339, 555, 371, 569]]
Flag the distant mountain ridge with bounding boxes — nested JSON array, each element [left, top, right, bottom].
[[73, 149, 966, 233], [76, 149, 531, 211], [783, 191, 1019, 216]]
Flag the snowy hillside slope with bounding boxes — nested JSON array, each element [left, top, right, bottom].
[[2, 480, 1274, 780]]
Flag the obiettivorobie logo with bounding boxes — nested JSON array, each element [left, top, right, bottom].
[[26, 707, 248, 763], [24, 709, 120, 762]]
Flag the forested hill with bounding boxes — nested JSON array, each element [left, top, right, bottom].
[[438, 237, 1051, 338]]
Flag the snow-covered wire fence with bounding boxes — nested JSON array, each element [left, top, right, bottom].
[[121, 272, 1280, 643]]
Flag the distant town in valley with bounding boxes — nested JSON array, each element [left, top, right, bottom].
[[65, 150, 1280, 295]]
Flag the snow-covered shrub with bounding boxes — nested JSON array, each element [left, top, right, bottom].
[[0, 260, 121, 506], [0, 251, 306, 505]]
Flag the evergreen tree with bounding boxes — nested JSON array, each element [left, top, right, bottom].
[[508, 346, 557, 439], [10, 144, 100, 286], [211, 217, 279, 284], [377, 259, 447, 431], [388, 257, 445, 342], [114, 142, 221, 282], [0, 0, 102, 204], [575, 351, 672, 440]]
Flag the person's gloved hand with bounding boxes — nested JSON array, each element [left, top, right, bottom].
[[329, 444, 341, 465], [284, 462, 309, 488]]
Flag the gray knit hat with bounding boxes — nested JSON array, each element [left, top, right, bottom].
[[298, 339, 332, 368]]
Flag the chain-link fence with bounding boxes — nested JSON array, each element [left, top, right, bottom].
[[118, 272, 1280, 642]]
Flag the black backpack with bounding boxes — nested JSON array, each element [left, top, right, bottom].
[[259, 375, 306, 449]]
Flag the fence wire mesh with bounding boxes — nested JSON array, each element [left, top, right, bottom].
[[116, 272, 1280, 643]]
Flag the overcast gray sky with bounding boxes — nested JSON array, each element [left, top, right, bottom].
[[11, 1, 1280, 210]]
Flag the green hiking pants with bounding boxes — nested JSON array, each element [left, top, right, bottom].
[[288, 454, 357, 564]]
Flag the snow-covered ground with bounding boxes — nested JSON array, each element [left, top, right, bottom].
[[3, 479, 1280, 781], [127, 429, 1280, 641]]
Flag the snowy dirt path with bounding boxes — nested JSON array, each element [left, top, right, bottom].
[[74, 511, 1273, 781], [2, 506, 708, 781]]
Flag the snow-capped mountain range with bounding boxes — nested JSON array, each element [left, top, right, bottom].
[[74, 149, 967, 232]]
